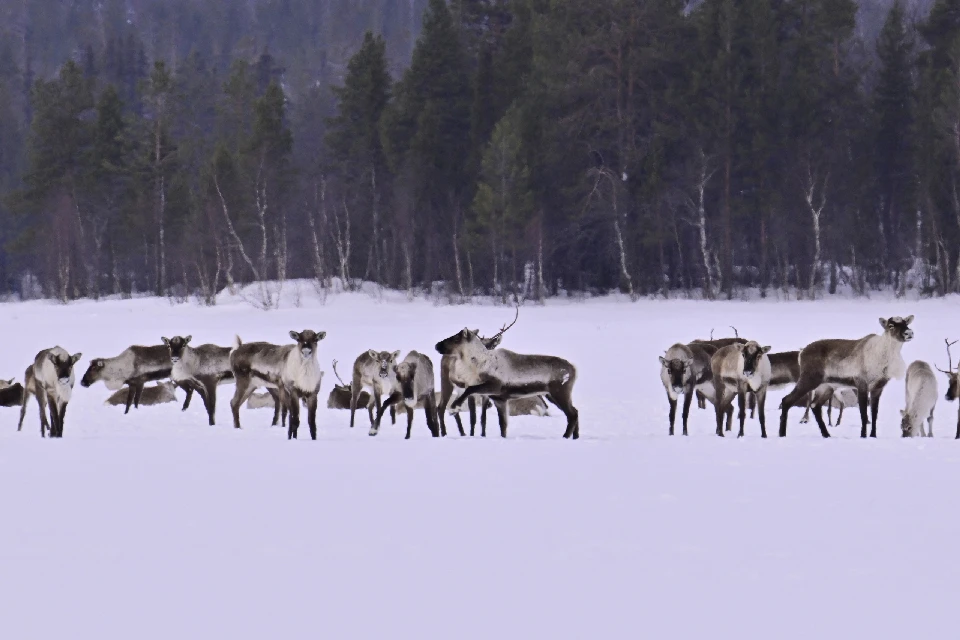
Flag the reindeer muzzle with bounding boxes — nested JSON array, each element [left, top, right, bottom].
[[903, 329, 914, 341], [58, 377, 71, 385], [170, 357, 180, 363], [301, 348, 313, 358]]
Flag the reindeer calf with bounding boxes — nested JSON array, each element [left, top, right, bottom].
[[373, 351, 439, 439], [901, 360, 937, 438], [436, 328, 579, 439], [19, 347, 82, 438], [80, 345, 175, 414]]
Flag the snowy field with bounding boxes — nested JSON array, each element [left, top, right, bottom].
[[2, 284, 960, 638]]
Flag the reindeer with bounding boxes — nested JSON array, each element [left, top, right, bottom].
[[936, 339, 960, 439], [372, 351, 439, 439], [438, 328, 505, 437], [80, 345, 176, 414], [327, 359, 375, 423], [349, 350, 400, 429], [800, 386, 859, 426], [105, 381, 178, 407], [901, 360, 937, 438], [18, 347, 82, 438], [0, 378, 23, 407], [659, 342, 720, 435], [779, 316, 914, 438], [711, 341, 772, 438], [230, 331, 326, 439], [435, 321, 579, 439], [162, 335, 242, 426]]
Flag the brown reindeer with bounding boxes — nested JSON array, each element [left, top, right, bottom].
[[935, 339, 960, 439]]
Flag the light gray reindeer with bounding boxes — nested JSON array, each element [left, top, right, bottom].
[[19, 347, 82, 438], [372, 351, 439, 439], [711, 341, 772, 438], [936, 339, 960, 439], [230, 331, 326, 440], [901, 360, 937, 437], [80, 344, 177, 414], [801, 386, 858, 426], [105, 381, 178, 407], [779, 316, 913, 438], [659, 341, 720, 435], [162, 335, 240, 426], [435, 324, 579, 439], [349, 350, 400, 429], [437, 319, 509, 438]]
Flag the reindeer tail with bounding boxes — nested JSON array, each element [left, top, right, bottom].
[[231, 335, 242, 352]]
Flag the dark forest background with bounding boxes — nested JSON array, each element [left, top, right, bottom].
[[0, 0, 956, 304]]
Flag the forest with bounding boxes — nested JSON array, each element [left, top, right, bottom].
[[0, 0, 956, 303]]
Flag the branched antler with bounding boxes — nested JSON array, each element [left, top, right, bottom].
[[730, 325, 739, 339], [937, 339, 958, 374], [487, 302, 520, 344], [710, 328, 715, 340], [332, 359, 348, 386]]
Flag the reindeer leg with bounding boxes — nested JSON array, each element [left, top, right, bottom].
[[57, 403, 68, 438], [493, 398, 509, 438], [180, 383, 194, 411], [779, 374, 822, 437], [287, 386, 300, 440], [373, 392, 401, 436], [837, 404, 844, 426], [737, 388, 747, 438], [133, 382, 145, 409], [267, 388, 281, 426], [468, 397, 477, 436], [714, 387, 727, 437], [452, 381, 503, 411], [390, 405, 396, 425], [349, 373, 362, 428], [230, 377, 255, 430], [404, 406, 414, 439], [856, 383, 870, 438], [425, 394, 440, 437], [372, 388, 382, 429], [201, 377, 217, 426], [307, 393, 318, 440], [36, 390, 49, 438], [928, 409, 935, 438], [124, 385, 136, 414], [667, 394, 677, 436], [748, 391, 756, 419], [827, 397, 834, 426], [869, 380, 888, 438], [680, 390, 694, 436], [757, 389, 768, 438], [437, 378, 454, 437], [811, 403, 830, 438], [48, 400, 58, 438], [18, 384, 32, 432]]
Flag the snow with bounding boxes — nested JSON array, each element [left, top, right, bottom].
[[2, 286, 960, 638]]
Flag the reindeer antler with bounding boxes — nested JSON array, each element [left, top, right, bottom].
[[730, 325, 739, 339], [489, 302, 520, 343], [710, 328, 715, 340], [332, 359, 347, 386], [938, 339, 958, 374]]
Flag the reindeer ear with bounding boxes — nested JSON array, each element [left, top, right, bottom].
[[900, 409, 905, 417], [71, 353, 82, 364], [683, 358, 693, 368], [461, 328, 471, 339], [289, 331, 301, 341], [46, 353, 57, 363], [367, 349, 378, 359], [879, 317, 888, 329], [905, 315, 914, 325], [391, 350, 401, 361], [734, 343, 745, 352], [184, 335, 192, 344], [761, 346, 772, 354], [6, 378, 12, 385], [659, 356, 667, 366], [161, 337, 170, 346], [316, 331, 327, 341]]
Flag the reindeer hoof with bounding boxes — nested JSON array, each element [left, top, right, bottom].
[[369, 429, 378, 437]]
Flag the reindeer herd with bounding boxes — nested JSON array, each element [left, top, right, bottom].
[[4, 307, 581, 441], [659, 315, 960, 438]]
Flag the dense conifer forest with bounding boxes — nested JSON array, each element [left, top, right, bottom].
[[0, 0, 955, 302]]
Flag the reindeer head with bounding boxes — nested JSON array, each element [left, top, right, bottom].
[[49, 352, 82, 385], [878, 316, 914, 342], [900, 410, 918, 438], [367, 350, 400, 378], [80, 358, 107, 387], [161, 335, 192, 363], [937, 339, 960, 402], [736, 341, 772, 377], [435, 329, 482, 358], [394, 360, 419, 408], [290, 330, 326, 359], [659, 355, 693, 393]]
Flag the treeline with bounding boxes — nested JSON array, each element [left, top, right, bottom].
[[0, 0, 957, 303]]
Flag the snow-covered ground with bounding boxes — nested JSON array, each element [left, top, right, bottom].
[[2, 285, 960, 638]]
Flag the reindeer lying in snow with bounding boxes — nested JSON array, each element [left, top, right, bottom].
[[0, 378, 23, 407], [19, 347, 82, 438], [80, 344, 177, 414], [779, 316, 914, 438], [230, 330, 326, 440], [711, 341, 772, 438], [435, 324, 579, 439], [801, 386, 858, 426], [372, 351, 439, 439], [105, 381, 178, 407], [901, 360, 937, 437], [326, 360, 375, 423]]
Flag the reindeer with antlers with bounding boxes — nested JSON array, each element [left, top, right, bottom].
[[435, 308, 515, 437], [326, 359, 394, 425], [435, 306, 579, 439], [935, 339, 960, 438]]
